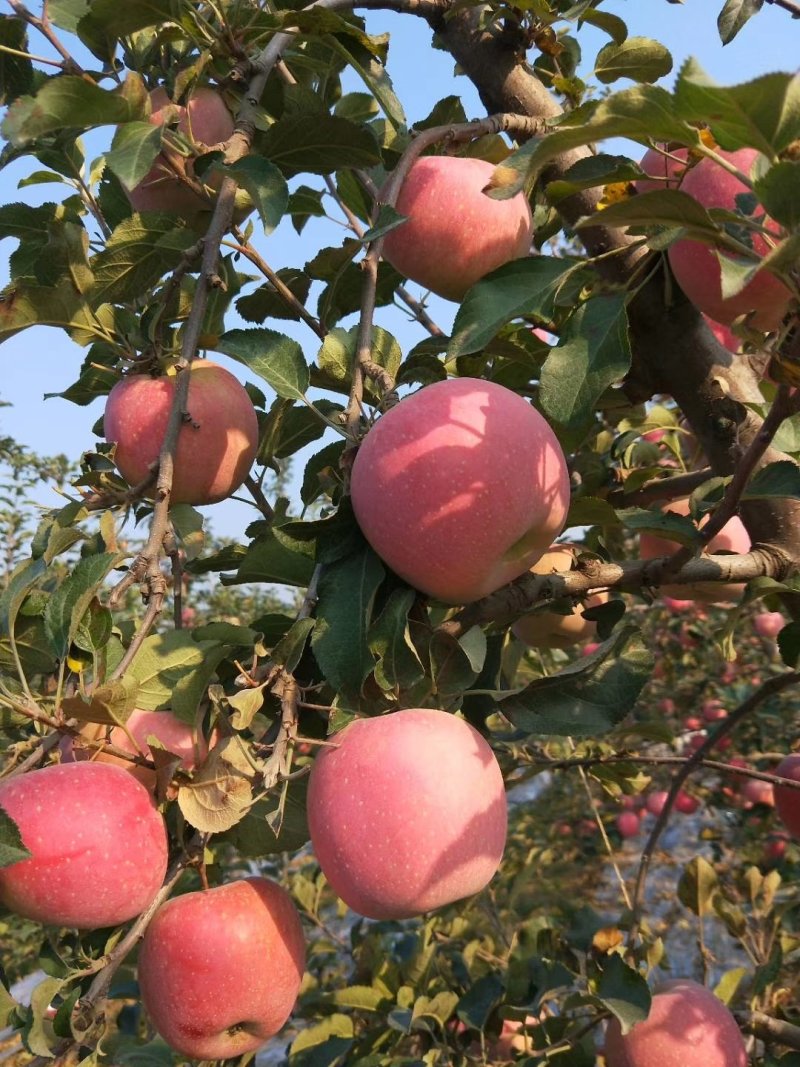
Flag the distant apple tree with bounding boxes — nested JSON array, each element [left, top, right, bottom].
[[1, 0, 800, 1064]]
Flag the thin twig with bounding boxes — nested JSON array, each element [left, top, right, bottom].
[[6, 0, 84, 72], [244, 474, 275, 520]]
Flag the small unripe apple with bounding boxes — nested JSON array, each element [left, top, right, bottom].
[[381, 156, 533, 301], [512, 545, 609, 649], [639, 497, 750, 603], [350, 378, 570, 604], [754, 611, 784, 638], [127, 87, 235, 220], [635, 144, 689, 193], [668, 148, 791, 330], [604, 979, 747, 1067], [138, 877, 305, 1059], [104, 361, 259, 505], [616, 811, 641, 838], [307, 709, 507, 919], [0, 763, 168, 928], [774, 754, 800, 838]]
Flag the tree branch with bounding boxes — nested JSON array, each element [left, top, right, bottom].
[[737, 1010, 800, 1051]]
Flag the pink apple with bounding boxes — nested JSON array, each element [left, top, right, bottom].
[[774, 754, 800, 838], [702, 700, 728, 723], [350, 378, 570, 604], [684, 717, 703, 731], [635, 144, 689, 193], [307, 709, 507, 919], [740, 777, 775, 808], [127, 87, 235, 220], [639, 497, 751, 603], [668, 148, 791, 329], [138, 877, 305, 1059], [663, 596, 693, 613], [105, 361, 259, 505], [675, 790, 700, 815], [0, 763, 168, 928], [645, 790, 670, 816], [754, 611, 784, 638], [616, 811, 641, 838], [604, 979, 747, 1067], [513, 545, 609, 649], [381, 156, 532, 301]]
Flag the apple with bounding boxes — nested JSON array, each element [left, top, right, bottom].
[[668, 148, 791, 330], [350, 378, 570, 604], [635, 144, 689, 193], [138, 877, 305, 1059], [127, 87, 235, 220], [705, 315, 739, 352], [645, 790, 669, 816], [381, 156, 533, 301], [604, 979, 747, 1067], [774, 754, 800, 837], [0, 762, 168, 928], [702, 700, 727, 723], [307, 709, 507, 919], [582, 641, 601, 656], [740, 777, 775, 808], [616, 811, 641, 838], [663, 596, 693, 614], [639, 497, 751, 603], [674, 790, 700, 815], [754, 611, 784, 638], [684, 716, 702, 731], [512, 545, 609, 649], [74, 708, 208, 789], [763, 833, 789, 865], [104, 360, 259, 505]]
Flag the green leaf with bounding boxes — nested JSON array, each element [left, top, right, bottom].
[[223, 778, 309, 857], [596, 954, 651, 1036], [678, 856, 719, 916], [272, 617, 316, 674], [236, 269, 312, 324], [540, 295, 631, 427], [3, 73, 147, 145], [105, 121, 162, 191], [332, 985, 391, 1012], [205, 154, 288, 235], [61, 677, 139, 726], [216, 327, 309, 400], [577, 187, 718, 235], [0, 556, 46, 640], [546, 153, 644, 202], [259, 113, 381, 178], [290, 1014, 354, 1066], [499, 627, 653, 736], [317, 324, 401, 396], [0, 277, 98, 345], [618, 507, 702, 546], [594, 37, 672, 85], [578, 8, 628, 44], [328, 37, 406, 135], [83, 0, 177, 37], [171, 644, 229, 724], [231, 528, 315, 587], [368, 587, 425, 693], [312, 544, 384, 692], [43, 552, 117, 657], [742, 460, 800, 500], [430, 629, 484, 701], [127, 631, 222, 711], [456, 973, 506, 1031], [675, 61, 800, 155], [717, 0, 764, 44], [24, 977, 64, 1057], [448, 257, 583, 360], [0, 808, 31, 868], [0, 16, 33, 106], [90, 214, 197, 304], [777, 621, 800, 667], [753, 162, 800, 231]]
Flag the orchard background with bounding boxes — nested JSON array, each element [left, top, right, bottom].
[[0, 0, 800, 1064]]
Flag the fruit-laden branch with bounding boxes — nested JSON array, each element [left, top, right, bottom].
[[626, 670, 800, 948], [437, 549, 795, 638]]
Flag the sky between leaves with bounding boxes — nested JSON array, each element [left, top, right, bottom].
[[0, 0, 797, 540]]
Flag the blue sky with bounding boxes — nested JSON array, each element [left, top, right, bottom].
[[1, 0, 797, 541]]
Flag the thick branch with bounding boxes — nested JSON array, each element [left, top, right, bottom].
[[738, 1010, 800, 1051]]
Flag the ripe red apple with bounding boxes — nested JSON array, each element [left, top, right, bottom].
[[75, 709, 208, 789], [104, 360, 259, 505], [604, 979, 747, 1067], [705, 315, 739, 352], [774, 754, 800, 837], [307, 709, 507, 919], [754, 611, 784, 638], [763, 832, 789, 864], [668, 148, 791, 329], [138, 877, 305, 1059], [350, 378, 570, 604], [0, 762, 167, 928], [127, 87, 235, 220], [616, 811, 641, 838], [639, 497, 750, 603], [635, 144, 689, 193], [674, 790, 700, 815], [645, 790, 669, 816], [512, 544, 609, 649], [381, 156, 532, 301], [684, 716, 702, 731]]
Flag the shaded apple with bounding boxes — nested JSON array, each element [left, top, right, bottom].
[[774, 753, 800, 838], [104, 360, 259, 505], [740, 776, 775, 808], [138, 877, 305, 1059], [0, 762, 168, 928], [635, 144, 689, 193], [754, 611, 784, 638], [668, 148, 791, 330], [307, 709, 507, 919], [604, 979, 747, 1067], [350, 378, 570, 604], [381, 156, 532, 301], [616, 811, 641, 838], [512, 544, 609, 650]]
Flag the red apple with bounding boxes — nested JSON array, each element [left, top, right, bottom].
[[604, 979, 747, 1067], [663, 596, 693, 614], [675, 790, 700, 815], [668, 148, 791, 329], [0, 762, 168, 928], [512, 545, 609, 649], [350, 378, 570, 604], [635, 144, 689, 193], [127, 87, 235, 220], [705, 315, 739, 352], [754, 611, 784, 638], [645, 790, 670, 816], [702, 700, 727, 723], [774, 754, 800, 837], [740, 777, 775, 808], [616, 811, 641, 838], [307, 709, 507, 919], [763, 833, 789, 864], [138, 877, 305, 1059], [639, 497, 751, 603], [684, 717, 702, 731], [381, 156, 532, 301], [104, 360, 259, 505]]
